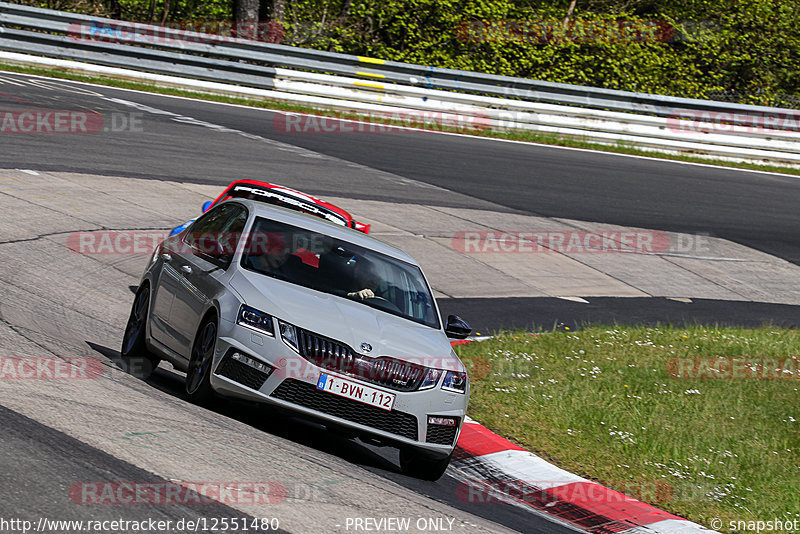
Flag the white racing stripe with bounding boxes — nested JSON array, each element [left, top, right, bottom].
[[454, 449, 588, 490]]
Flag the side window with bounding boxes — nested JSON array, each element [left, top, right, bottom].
[[221, 208, 248, 257], [185, 203, 248, 268], [185, 204, 235, 248]]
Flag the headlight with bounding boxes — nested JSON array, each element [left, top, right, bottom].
[[419, 368, 442, 390], [279, 320, 299, 352], [441, 371, 467, 394], [237, 305, 274, 336]]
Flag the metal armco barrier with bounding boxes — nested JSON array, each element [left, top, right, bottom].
[[1, 2, 798, 166]]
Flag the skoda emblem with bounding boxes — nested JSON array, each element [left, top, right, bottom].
[[360, 342, 372, 353]]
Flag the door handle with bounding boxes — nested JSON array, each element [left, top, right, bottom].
[[160, 253, 172, 262], [180, 265, 193, 274]]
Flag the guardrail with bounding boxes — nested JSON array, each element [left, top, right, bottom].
[[0, 2, 798, 166]]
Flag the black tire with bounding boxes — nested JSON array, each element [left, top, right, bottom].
[[399, 447, 453, 481], [186, 314, 217, 404], [120, 284, 160, 380]]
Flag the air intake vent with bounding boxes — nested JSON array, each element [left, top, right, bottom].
[[296, 328, 426, 392]]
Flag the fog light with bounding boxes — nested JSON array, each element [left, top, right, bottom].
[[428, 416, 457, 427], [231, 352, 272, 374]]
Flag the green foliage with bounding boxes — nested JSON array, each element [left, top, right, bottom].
[[18, 0, 800, 107], [455, 326, 800, 526]]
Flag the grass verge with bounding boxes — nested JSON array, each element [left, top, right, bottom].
[[455, 326, 800, 528], [2, 61, 799, 178]]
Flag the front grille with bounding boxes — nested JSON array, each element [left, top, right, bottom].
[[426, 420, 460, 445], [271, 379, 418, 441], [215, 354, 271, 390], [296, 328, 426, 392]]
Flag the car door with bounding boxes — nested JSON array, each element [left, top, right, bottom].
[[149, 234, 190, 350], [167, 203, 248, 358]]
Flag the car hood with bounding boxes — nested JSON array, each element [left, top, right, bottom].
[[230, 269, 463, 371]]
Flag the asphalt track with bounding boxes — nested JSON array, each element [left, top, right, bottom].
[[0, 70, 798, 532], [437, 297, 800, 333], [2, 73, 799, 330], [3, 74, 800, 268], [0, 404, 275, 534]]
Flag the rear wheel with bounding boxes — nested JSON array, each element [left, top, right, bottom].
[[120, 285, 161, 380], [399, 447, 453, 481], [186, 315, 217, 404]]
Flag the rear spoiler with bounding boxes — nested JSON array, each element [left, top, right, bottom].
[[353, 221, 371, 234], [228, 183, 371, 234]]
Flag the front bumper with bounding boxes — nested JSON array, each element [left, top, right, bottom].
[[209, 318, 467, 456]]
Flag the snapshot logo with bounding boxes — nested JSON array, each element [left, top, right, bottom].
[[667, 109, 800, 135], [273, 111, 492, 134], [452, 230, 672, 254], [456, 19, 715, 44], [68, 20, 284, 44], [668, 357, 800, 380], [69, 482, 286, 505], [0, 356, 103, 380], [0, 110, 143, 134]]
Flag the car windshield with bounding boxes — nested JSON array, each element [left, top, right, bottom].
[[241, 217, 440, 329]]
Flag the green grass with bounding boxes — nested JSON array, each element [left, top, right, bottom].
[[2, 61, 799, 178], [455, 326, 800, 528]]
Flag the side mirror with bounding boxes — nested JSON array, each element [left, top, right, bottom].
[[201, 201, 213, 213], [445, 315, 472, 340]]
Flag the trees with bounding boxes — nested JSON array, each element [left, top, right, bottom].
[[20, 0, 800, 106]]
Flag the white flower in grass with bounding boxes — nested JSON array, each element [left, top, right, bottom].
[[684, 389, 701, 395]]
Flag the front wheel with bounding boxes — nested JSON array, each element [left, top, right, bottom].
[[120, 285, 161, 380], [399, 448, 453, 481], [186, 315, 217, 404]]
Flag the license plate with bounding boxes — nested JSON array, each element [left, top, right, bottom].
[[316, 373, 395, 411]]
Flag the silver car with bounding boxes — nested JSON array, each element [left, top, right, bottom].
[[121, 198, 472, 480]]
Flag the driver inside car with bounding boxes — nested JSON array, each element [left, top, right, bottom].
[[318, 246, 379, 301], [346, 260, 379, 300]]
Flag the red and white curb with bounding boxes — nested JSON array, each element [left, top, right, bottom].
[[450, 342, 717, 534]]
